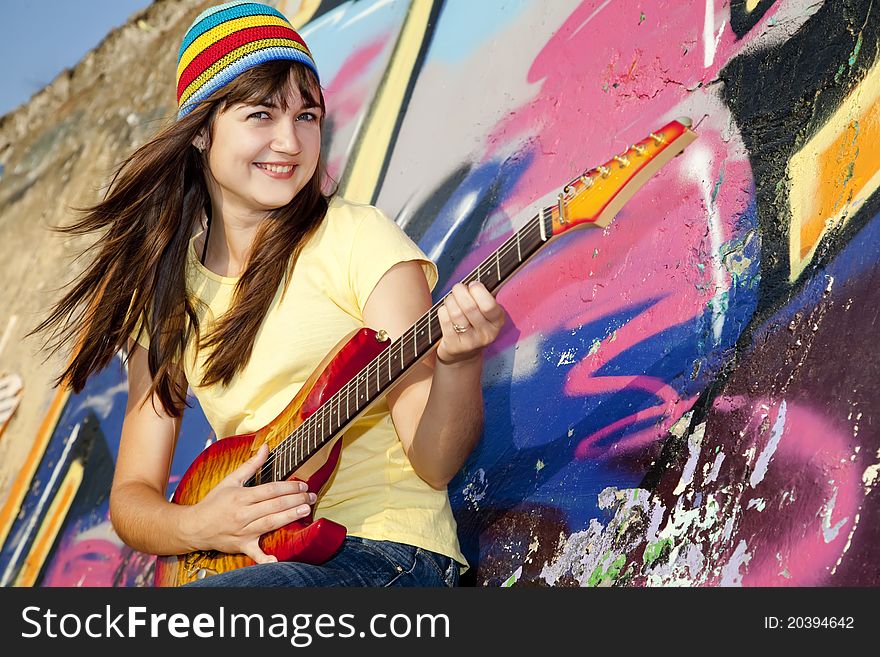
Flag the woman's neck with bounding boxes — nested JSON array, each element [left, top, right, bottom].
[[197, 202, 265, 278]]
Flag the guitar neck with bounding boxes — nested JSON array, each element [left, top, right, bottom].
[[264, 209, 555, 482], [256, 117, 698, 484]]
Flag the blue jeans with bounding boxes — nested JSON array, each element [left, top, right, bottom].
[[183, 536, 460, 587]]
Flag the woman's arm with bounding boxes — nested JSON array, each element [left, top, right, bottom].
[[362, 262, 505, 489], [110, 341, 316, 561]]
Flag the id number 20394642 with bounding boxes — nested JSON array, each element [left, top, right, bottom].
[[763, 617, 854, 629]]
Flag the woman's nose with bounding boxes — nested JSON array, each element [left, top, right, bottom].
[[271, 121, 302, 154]]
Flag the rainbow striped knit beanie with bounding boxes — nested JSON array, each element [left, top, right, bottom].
[[176, 1, 319, 119]]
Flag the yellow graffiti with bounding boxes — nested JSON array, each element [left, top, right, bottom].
[[788, 55, 880, 280], [14, 460, 82, 586], [745, 0, 761, 11], [0, 386, 69, 551], [340, 0, 436, 203]]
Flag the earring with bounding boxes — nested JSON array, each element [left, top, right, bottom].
[[194, 138, 206, 152]]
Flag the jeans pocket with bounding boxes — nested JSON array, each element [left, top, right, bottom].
[[416, 548, 458, 587]]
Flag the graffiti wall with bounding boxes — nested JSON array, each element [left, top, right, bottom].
[[0, 0, 876, 587]]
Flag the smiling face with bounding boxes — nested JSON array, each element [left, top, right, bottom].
[[201, 67, 324, 217]]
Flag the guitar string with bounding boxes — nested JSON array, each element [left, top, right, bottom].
[[253, 210, 549, 483], [252, 207, 552, 483]]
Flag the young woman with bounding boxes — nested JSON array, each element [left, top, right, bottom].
[[32, 1, 505, 587]]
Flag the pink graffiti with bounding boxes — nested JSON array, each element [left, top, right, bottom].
[[710, 398, 861, 586], [323, 36, 388, 181], [443, 0, 759, 460], [40, 535, 125, 587]]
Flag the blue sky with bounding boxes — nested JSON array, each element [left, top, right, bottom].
[[0, 0, 154, 117]]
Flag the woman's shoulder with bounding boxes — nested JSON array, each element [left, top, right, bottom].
[[325, 194, 391, 226], [320, 195, 401, 246]]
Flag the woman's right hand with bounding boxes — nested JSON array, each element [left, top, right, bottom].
[[185, 443, 317, 564]]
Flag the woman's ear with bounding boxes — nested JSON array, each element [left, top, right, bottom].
[[192, 132, 208, 153]]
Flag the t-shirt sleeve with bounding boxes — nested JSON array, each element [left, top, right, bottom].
[[348, 206, 439, 315]]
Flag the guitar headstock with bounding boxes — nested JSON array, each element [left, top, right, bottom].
[[547, 118, 698, 235]]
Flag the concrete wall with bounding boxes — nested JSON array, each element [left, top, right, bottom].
[[0, 0, 876, 586]]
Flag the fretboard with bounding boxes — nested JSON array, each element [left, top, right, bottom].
[[257, 208, 553, 484]]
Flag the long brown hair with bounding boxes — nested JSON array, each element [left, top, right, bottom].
[[30, 60, 332, 418]]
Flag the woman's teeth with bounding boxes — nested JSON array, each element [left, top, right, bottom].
[[256, 163, 293, 173]]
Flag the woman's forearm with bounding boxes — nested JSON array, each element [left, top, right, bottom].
[[109, 481, 197, 556], [407, 352, 485, 489]]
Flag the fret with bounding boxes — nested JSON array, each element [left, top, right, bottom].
[[495, 249, 501, 283], [428, 311, 432, 343], [539, 209, 548, 241], [304, 418, 310, 462], [516, 229, 522, 262], [412, 327, 417, 359], [386, 350, 391, 388], [346, 384, 350, 423]]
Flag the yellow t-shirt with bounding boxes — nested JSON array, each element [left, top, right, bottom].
[[134, 195, 466, 567]]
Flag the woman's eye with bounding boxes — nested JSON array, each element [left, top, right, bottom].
[[297, 112, 318, 122], [248, 111, 270, 121]]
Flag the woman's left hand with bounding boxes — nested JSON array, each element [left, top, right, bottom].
[[436, 281, 506, 365]]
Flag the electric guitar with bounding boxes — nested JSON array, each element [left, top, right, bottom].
[[154, 117, 698, 586]]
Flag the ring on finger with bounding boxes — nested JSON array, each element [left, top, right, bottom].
[[452, 323, 469, 334]]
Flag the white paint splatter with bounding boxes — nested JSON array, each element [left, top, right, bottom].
[[831, 511, 861, 576], [461, 468, 487, 510], [556, 348, 577, 366], [669, 411, 694, 439], [824, 274, 834, 294], [750, 400, 787, 488], [501, 566, 522, 587], [72, 380, 129, 420], [820, 487, 849, 543], [719, 540, 752, 586], [863, 463, 880, 494], [746, 498, 766, 511], [706, 451, 726, 483], [673, 422, 706, 495]]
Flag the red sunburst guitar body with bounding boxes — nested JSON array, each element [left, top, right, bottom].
[[154, 118, 698, 586], [154, 328, 388, 587]]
